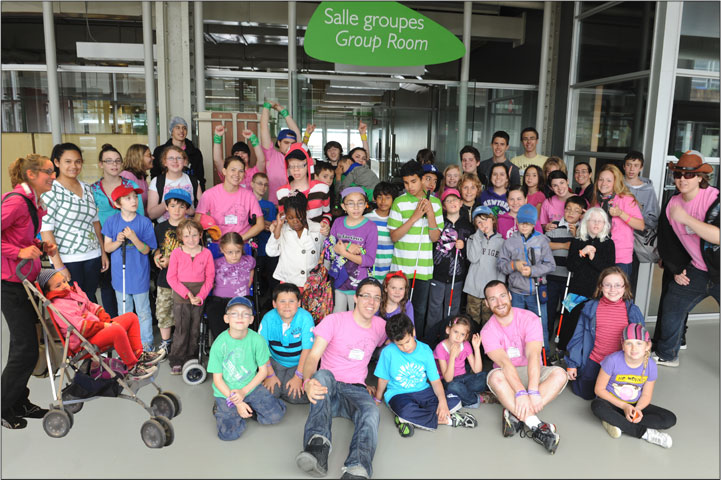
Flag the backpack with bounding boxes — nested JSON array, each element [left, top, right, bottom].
[[301, 247, 334, 325], [155, 173, 199, 207], [633, 227, 659, 263], [702, 196, 720, 278], [2, 192, 39, 235]]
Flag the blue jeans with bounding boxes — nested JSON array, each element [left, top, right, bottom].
[[387, 387, 461, 430], [511, 292, 549, 350], [65, 256, 101, 304], [303, 370, 379, 478], [445, 371, 488, 406], [616, 262, 632, 280], [425, 280, 463, 347], [214, 385, 286, 441], [115, 290, 153, 347], [570, 359, 601, 400], [656, 265, 720, 361]]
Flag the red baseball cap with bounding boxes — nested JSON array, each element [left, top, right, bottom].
[[111, 185, 143, 203], [197, 213, 223, 241]]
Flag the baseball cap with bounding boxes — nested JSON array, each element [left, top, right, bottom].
[[517, 204, 538, 225], [197, 213, 222, 241], [225, 296, 254, 313], [472, 205, 494, 219], [277, 129, 297, 142], [111, 185, 143, 204], [341, 186, 366, 200], [163, 188, 192, 207], [441, 188, 461, 202]]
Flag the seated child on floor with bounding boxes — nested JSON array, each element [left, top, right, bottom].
[[374, 313, 477, 438], [208, 296, 286, 441], [38, 268, 164, 380]]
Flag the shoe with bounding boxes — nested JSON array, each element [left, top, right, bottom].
[[642, 428, 673, 448], [464, 400, 481, 409], [394, 415, 415, 437], [479, 391, 500, 405], [340, 473, 367, 480], [449, 411, 477, 428], [502, 408, 523, 437], [127, 364, 157, 380], [652, 353, 679, 368], [529, 422, 560, 454], [296, 436, 331, 477], [137, 350, 166, 366], [170, 365, 182, 375], [158, 339, 172, 356], [680, 337, 687, 350], [142, 343, 155, 353], [1, 414, 27, 430], [601, 420, 622, 439], [13, 399, 48, 419]]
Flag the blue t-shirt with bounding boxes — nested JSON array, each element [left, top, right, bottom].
[[101, 212, 157, 294], [600, 350, 658, 404], [258, 307, 315, 368], [257, 198, 277, 257], [374, 340, 439, 403]]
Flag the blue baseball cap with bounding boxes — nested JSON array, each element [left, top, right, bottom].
[[472, 205, 494, 219], [225, 296, 254, 313], [517, 204, 538, 225], [277, 129, 297, 142], [164, 188, 192, 207]]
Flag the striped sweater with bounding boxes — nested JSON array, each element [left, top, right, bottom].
[[275, 143, 330, 223]]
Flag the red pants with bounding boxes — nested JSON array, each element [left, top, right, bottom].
[[88, 313, 142, 368]]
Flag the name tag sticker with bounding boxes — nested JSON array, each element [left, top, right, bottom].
[[507, 347, 521, 359], [348, 348, 365, 361], [225, 214, 238, 225]]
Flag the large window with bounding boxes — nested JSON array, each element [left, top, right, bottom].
[[2, 70, 49, 132]]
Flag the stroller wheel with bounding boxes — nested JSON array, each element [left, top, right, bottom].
[[151, 394, 176, 419], [154, 415, 174, 447], [43, 408, 73, 438], [140, 418, 166, 448], [162, 391, 182, 417], [63, 400, 83, 415], [182, 363, 207, 386]]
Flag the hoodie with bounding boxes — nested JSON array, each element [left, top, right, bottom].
[[340, 162, 380, 200], [1, 183, 46, 283], [276, 143, 331, 224], [625, 177, 660, 231], [497, 230, 555, 295], [463, 230, 506, 297], [47, 283, 111, 353]]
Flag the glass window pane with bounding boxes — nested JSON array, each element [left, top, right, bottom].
[[678, 1, 720, 72], [1, 70, 49, 133], [577, 2, 655, 82], [668, 76, 720, 158]]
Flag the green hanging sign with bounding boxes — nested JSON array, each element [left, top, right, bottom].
[[304, 2, 466, 67]]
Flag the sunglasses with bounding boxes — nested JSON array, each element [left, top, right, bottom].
[[673, 171, 698, 180]]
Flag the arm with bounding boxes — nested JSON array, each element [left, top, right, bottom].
[[146, 188, 167, 220], [548, 241, 571, 251], [93, 221, 109, 272], [260, 102, 273, 149], [468, 334, 483, 373], [166, 251, 191, 299], [273, 102, 301, 139], [634, 379, 655, 411], [465, 233, 482, 262], [388, 204, 424, 243], [238, 363, 267, 403], [41, 230, 66, 272], [669, 203, 720, 245], [593, 368, 639, 422], [429, 378, 450, 423], [124, 228, 151, 255], [242, 215, 264, 242], [375, 377, 388, 403], [213, 124, 226, 182], [496, 240, 515, 275], [244, 129, 265, 172], [529, 242, 556, 278], [524, 340, 544, 413], [359, 121, 370, 159], [302, 335, 330, 404], [197, 250, 216, 301]]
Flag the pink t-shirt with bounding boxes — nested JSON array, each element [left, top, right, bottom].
[[313, 311, 387, 385], [261, 147, 289, 206], [433, 340, 472, 377], [480, 307, 544, 368], [527, 191, 546, 208], [539, 195, 567, 225], [607, 194, 643, 264], [667, 187, 720, 271], [195, 183, 263, 236]]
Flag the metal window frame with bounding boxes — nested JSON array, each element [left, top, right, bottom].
[[575, 1, 623, 20]]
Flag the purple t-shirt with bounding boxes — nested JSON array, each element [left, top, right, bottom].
[[213, 255, 256, 298], [434, 340, 472, 377], [313, 311, 387, 385], [600, 350, 658, 404], [328, 217, 379, 292], [480, 307, 544, 368]]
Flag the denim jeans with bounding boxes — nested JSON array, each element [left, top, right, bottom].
[[302, 369, 379, 478], [425, 280, 463, 347], [656, 265, 720, 361], [570, 359, 601, 400], [214, 385, 286, 441], [99, 266, 118, 318], [115, 290, 153, 347], [511, 292, 549, 350], [616, 262, 632, 280], [65, 256, 101, 304], [445, 371, 488, 406]]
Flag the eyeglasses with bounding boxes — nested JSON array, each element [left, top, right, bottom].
[[602, 283, 624, 290], [38, 168, 55, 175], [166, 156, 184, 163], [227, 311, 253, 320], [673, 171, 698, 180], [288, 163, 307, 171], [344, 201, 366, 208], [357, 293, 382, 303], [102, 159, 122, 165]]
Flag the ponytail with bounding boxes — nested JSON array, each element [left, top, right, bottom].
[[8, 154, 48, 188]]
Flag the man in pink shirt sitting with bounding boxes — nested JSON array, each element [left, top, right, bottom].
[[480, 280, 568, 455]]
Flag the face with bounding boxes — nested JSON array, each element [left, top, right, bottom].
[[574, 164, 590, 186], [403, 175, 423, 197], [461, 153, 479, 173], [550, 178, 569, 197], [507, 190, 526, 214], [355, 284, 382, 319], [544, 164, 559, 179], [394, 332, 417, 354], [518, 222, 534, 236], [181, 226, 201, 248], [116, 192, 139, 213], [285, 208, 304, 233], [287, 159, 307, 180], [374, 193, 394, 213], [521, 132, 538, 154], [597, 171, 615, 195], [166, 199, 188, 222], [221, 242, 243, 265], [476, 215, 494, 234], [386, 277, 406, 304], [624, 159, 642, 180], [422, 173, 437, 193], [492, 137, 509, 159], [171, 124, 187, 143], [622, 338, 650, 362], [327, 147, 341, 162], [251, 176, 269, 198], [232, 149, 249, 163], [28, 159, 56, 194], [273, 291, 300, 320], [524, 168, 539, 189], [601, 273, 626, 302], [143, 149, 154, 170], [100, 151, 122, 176], [461, 181, 478, 204], [56, 150, 83, 179], [445, 168, 460, 188], [164, 152, 186, 173], [485, 283, 512, 317], [564, 202, 584, 224], [279, 138, 294, 155], [223, 160, 245, 187], [352, 149, 367, 165], [674, 171, 702, 195], [224, 305, 253, 331], [316, 170, 334, 186], [491, 167, 508, 190], [445, 323, 470, 345], [46, 272, 70, 292], [587, 213, 606, 236], [443, 195, 462, 214], [342, 192, 366, 219]]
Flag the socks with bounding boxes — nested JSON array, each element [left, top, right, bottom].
[[524, 415, 541, 429]]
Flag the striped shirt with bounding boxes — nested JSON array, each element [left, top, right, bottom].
[[258, 307, 315, 368], [365, 210, 393, 281], [387, 192, 444, 281], [544, 219, 576, 279], [589, 297, 629, 364], [276, 179, 331, 224]]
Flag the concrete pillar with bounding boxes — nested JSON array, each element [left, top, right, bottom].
[[142, 1, 157, 150], [194, 1, 205, 114], [288, 2, 297, 117], [535, 1, 552, 154], [42, 2, 62, 145], [457, 1, 472, 150]]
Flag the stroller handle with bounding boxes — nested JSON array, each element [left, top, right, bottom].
[[16, 258, 33, 283]]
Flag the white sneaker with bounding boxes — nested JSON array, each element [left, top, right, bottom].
[[642, 428, 672, 448], [601, 420, 622, 439], [652, 353, 679, 368]]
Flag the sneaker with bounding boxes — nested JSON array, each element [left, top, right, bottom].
[[502, 408, 523, 437], [12, 399, 48, 419], [680, 337, 687, 350], [142, 343, 155, 353], [479, 391, 500, 405], [158, 339, 172, 356], [652, 353, 679, 368], [340, 473, 367, 480], [296, 436, 331, 477], [170, 365, 182, 375], [529, 422, 560, 454], [642, 428, 673, 448], [601, 420, 622, 439], [1, 414, 27, 430], [137, 350, 166, 367], [394, 415, 414, 437], [449, 411, 477, 428], [127, 364, 157, 380]]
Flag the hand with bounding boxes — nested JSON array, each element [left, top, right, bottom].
[[190, 296, 203, 306], [471, 332, 482, 350], [271, 101, 282, 112], [513, 394, 532, 422], [305, 123, 316, 137], [579, 245, 596, 258], [286, 375, 304, 399], [674, 269, 690, 286], [263, 375, 281, 394], [358, 120, 368, 135], [631, 407, 643, 423], [334, 240, 347, 256], [622, 403, 641, 423], [514, 259, 527, 271], [449, 342, 461, 359], [566, 368, 577, 380], [569, 223, 577, 236], [228, 389, 245, 405], [100, 252, 109, 272], [271, 217, 284, 238], [264, 220, 272, 231], [335, 163, 344, 180], [608, 205, 623, 218], [214, 124, 225, 136], [366, 384, 376, 398], [669, 204, 690, 225], [153, 253, 164, 269], [347, 243, 362, 255], [412, 199, 427, 221], [236, 401, 254, 418], [319, 221, 330, 237], [455, 239, 464, 250], [42, 242, 58, 257], [529, 391, 543, 414], [122, 227, 138, 243], [242, 129, 253, 140], [18, 245, 42, 260], [305, 378, 328, 404], [436, 401, 450, 424], [544, 222, 557, 232], [116, 231, 126, 243]]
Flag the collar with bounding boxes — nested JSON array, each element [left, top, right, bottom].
[[20, 182, 41, 208], [557, 218, 575, 228]]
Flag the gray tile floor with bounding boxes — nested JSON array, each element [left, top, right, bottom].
[[2, 319, 719, 479]]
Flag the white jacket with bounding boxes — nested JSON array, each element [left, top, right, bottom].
[[265, 222, 326, 288]]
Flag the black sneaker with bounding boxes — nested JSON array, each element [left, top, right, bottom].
[[1, 414, 28, 430], [680, 336, 687, 350], [529, 422, 560, 454], [296, 436, 331, 477], [502, 408, 523, 437], [13, 399, 48, 419], [394, 415, 414, 437], [340, 472, 367, 479]]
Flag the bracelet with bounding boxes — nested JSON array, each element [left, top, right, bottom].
[[249, 133, 259, 147], [622, 213, 631, 225], [266, 372, 275, 379], [263, 102, 272, 109], [280, 108, 290, 118], [528, 390, 541, 396], [295, 370, 304, 380], [515, 390, 528, 398], [345, 242, 351, 251], [213, 134, 223, 144], [373, 397, 381, 404], [57, 265, 67, 272], [428, 226, 439, 231], [360, 133, 368, 141], [303, 134, 311, 142]]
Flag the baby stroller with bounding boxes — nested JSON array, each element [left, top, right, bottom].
[[16, 260, 181, 449]]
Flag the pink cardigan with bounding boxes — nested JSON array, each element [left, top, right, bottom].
[[166, 247, 215, 301]]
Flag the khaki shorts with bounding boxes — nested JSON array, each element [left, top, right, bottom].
[[155, 286, 174, 329], [486, 365, 568, 396]]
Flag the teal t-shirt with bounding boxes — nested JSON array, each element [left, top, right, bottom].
[[207, 329, 270, 398]]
